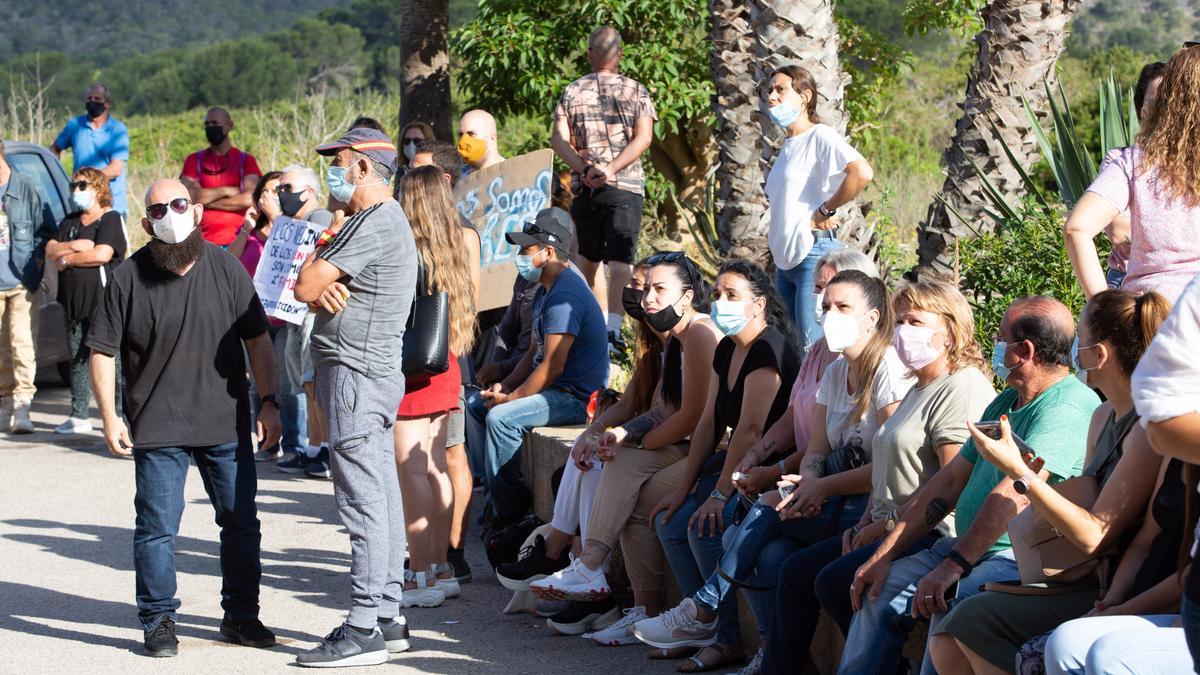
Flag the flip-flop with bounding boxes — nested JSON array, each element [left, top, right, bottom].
[[648, 645, 700, 660], [677, 644, 745, 673]]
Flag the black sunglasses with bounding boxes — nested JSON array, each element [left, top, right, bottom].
[[274, 183, 305, 194], [1185, 41, 1200, 49], [69, 181, 89, 191], [647, 251, 687, 265], [146, 197, 191, 220], [525, 223, 560, 242]]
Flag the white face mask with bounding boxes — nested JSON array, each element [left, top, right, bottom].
[[151, 208, 196, 244], [71, 189, 96, 211], [822, 311, 865, 353]]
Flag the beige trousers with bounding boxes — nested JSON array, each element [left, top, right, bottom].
[[0, 287, 37, 401]]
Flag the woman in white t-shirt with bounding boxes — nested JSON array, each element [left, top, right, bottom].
[[763, 65, 874, 357]]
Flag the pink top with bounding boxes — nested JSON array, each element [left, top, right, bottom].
[[789, 338, 840, 450], [239, 236, 265, 277], [1088, 146, 1200, 302]]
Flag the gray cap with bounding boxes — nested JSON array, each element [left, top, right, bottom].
[[315, 127, 398, 173], [506, 207, 574, 252]]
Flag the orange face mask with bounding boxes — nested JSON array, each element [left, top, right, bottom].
[[457, 134, 488, 166]]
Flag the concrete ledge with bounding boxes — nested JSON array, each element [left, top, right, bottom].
[[520, 425, 582, 522]]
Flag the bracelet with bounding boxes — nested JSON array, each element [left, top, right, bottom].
[[818, 203, 837, 218]]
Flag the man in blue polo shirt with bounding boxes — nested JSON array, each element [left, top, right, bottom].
[[52, 84, 130, 217]]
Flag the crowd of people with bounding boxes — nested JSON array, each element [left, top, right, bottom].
[[2, 22, 1198, 675]]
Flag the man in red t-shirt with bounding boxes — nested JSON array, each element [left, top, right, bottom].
[[180, 107, 262, 246]]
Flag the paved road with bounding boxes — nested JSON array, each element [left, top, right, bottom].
[[0, 386, 679, 674]]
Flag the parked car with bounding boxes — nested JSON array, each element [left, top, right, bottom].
[[4, 140, 74, 385]]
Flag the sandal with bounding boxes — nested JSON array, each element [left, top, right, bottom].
[[677, 644, 745, 673], [648, 645, 700, 660]]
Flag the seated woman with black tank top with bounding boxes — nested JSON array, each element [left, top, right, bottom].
[[514, 254, 723, 642], [929, 289, 1173, 674]]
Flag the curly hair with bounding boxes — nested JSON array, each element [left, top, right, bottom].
[[73, 167, 112, 209], [893, 279, 990, 377], [1136, 46, 1200, 207], [399, 166, 478, 354]]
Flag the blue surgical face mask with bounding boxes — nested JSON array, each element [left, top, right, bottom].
[[515, 248, 546, 282], [992, 340, 1011, 382], [326, 165, 355, 203], [768, 100, 801, 128], [710, 299, 750, 337], [1072, 335, 1098, 386]]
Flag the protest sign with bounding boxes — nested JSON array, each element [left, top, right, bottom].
[[454, 148, 554, 311], [252, 215, 323, 324]]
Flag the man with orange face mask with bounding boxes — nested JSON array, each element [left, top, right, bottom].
[[458, 109, 506, 173]]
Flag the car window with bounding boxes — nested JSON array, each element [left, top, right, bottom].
[[7, 151, 67, 224]]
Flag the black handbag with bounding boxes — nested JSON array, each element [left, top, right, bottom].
[[401, 257, 450, 377]]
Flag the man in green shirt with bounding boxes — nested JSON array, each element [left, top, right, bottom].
[[838, 296, 1100, 675]]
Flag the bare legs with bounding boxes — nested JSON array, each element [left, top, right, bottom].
[[394, 414, 452, 589], [446, 442, 472, 551]]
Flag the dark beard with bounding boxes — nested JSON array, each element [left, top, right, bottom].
[[147, 228, 205, 273]]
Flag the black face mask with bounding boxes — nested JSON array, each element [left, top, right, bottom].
[[205, 125, 227, 146], [85, 101, 106, 119], [622, 286, 646, 322], [278, 189, 308, 218], [645, 294, 686, 333]]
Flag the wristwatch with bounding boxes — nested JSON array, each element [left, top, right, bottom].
[[709, 488, 729, 504], [818, 203, 837, 218], [1013, 472, 1036, 495], [946, 549, 974, 577], [884, 507, 899, 532]]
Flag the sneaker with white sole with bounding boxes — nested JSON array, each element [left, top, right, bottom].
[[546, 598, 619, 635], [12, 398, 34, 434], [253, 444, 282, 462], [295, 623, 387, 668], [534, 599, 569, 618], [433, 563, 460, 598], [529, 557, 611, 601], [377, 616, 411, 653], [632, 598, 718, 649], [0, 397, 12, 432], [730, 645, 764, 674], [590, 605, 648, 646], [401, 570, 445, 608], [54, 417, 94, 434]]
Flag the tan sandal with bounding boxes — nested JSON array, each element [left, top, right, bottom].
[[677, 644, 745, 673]]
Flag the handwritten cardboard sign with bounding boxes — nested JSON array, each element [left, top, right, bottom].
[[252, 215, 323, 324], [454, 148, 554, 311]]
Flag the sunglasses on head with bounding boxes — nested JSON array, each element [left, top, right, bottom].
[[647, 251, 687, 266], [1185, 40, 1199, 48], [146, 197, 191, 220], [69, 181, 90, 191], [525, 223, 559, 241]]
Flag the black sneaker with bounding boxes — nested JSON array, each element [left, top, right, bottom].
[[306, 447, 332, 479], [143, 616, 178, 658], [296, 623, 388, 668], [377, 616, 411, 653], [546, 597, 619, 635], [447, 546, 472, 583], [220, 617, 276, 648], [607, 330, 627, 357], [276, 451, 310, 474], [495, 534, 569, 592]]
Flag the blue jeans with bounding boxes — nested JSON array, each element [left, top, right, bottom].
[[1045, 614, 1188, 675], [776, 236, 843, 358], [694, 494, 868, 639], [1106, 267, 1126, 289], [466, 388, 587, 522], [133, 437, 261, 630], [248, 324, 307, 454], [837, 537, 1017, 675], [656, 478, 744, 646], [761, 531, 941, 675], [1185, 592, 1200, 673]]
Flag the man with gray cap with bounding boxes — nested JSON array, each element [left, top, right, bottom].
[[293, 127, 418, 667], [465, 207, 608, 530]]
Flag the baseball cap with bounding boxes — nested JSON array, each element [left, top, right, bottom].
[[506, 207, 574, 253], [315, 127, 398, 174]]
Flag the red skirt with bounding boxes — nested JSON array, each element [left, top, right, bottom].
[[397, 351, 461, 418]]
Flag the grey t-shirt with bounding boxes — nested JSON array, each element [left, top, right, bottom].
[[311, 200, 417, 378], [869, 366, 995, 536]]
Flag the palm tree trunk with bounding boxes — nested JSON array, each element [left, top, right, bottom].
[[710, 0, 769, 256], [746, 0, 877, 265], [917, 0, 1080, 275], [399, 0, 452, 141]]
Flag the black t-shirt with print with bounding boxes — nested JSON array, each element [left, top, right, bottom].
[[56, 210, 127, 322], [87, 243, 269, 449]]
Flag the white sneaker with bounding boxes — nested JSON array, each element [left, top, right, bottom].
[[12, 398, 34, 434], [433, 563, 460, 598], [401, 570, 446, 608], [632, 598, 718, 649], [0, 396, 14, 432], [54, 417, 94, 434], [730, 646, 764, 675], [529, 557, 611, 601], [590, 605, 648, 646]]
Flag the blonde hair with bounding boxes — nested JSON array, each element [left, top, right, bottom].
[[893, 280, 990, 377], [399, 166, 477, 354], [1136, 46, 1200, 207], [74, 167, 112, 208]]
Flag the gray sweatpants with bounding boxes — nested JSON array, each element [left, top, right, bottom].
[[315, 362, 406, 629]]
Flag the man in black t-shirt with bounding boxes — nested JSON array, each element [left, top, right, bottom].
[[87, 178, 282, 658]]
